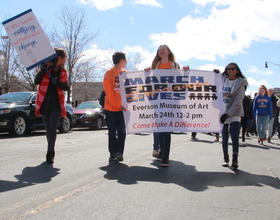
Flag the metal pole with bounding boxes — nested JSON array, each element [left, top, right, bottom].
[[5, 38, 10, 93], [265, 61, 280, 92]]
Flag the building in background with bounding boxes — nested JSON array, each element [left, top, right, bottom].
[[71, 82, 103, 106]]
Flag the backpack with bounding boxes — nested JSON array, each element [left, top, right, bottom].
[[99, 90, 106, 108]]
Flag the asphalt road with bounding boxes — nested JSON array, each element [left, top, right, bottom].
[[1, 129, 280, 220]]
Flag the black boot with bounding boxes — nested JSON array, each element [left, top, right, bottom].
[[231, 155, 238, 170], [46, 151, 55, 164], [222, 154, 229, 167]]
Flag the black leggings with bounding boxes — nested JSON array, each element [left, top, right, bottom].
[[42, 111, 61, 151]]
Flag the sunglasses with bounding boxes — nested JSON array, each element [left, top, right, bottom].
[[226, 67, 237, 71]]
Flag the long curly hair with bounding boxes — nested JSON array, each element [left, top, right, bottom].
[[151, 44, 175, 69]]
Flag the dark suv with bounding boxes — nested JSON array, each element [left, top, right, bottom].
[[0, 91, 75, 136]]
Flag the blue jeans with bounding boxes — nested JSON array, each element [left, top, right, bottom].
[[153, 133, 160, 150], [42, 110, 61, 151], [159, 132, 171, 159], [268, 117, 274, 137], [256, 115, 270, 139], [104, 110, 126, 156], [222, 121, 240, 157]]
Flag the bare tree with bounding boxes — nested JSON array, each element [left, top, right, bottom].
[[126, 51, 144, 71], [51, 5, 103, 103], [14, 61, 37, 91], [0, 31, 22, 93], [0, 41, 5, 93]]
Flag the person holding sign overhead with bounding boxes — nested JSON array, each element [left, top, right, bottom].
[[34, 48, 69, 164], [145, 44, 189, 167]]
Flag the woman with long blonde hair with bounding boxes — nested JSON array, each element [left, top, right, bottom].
[[145, 44, 189, 167]]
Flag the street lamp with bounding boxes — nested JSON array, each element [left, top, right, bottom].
[[265, 61, 280, 96], [1, 36, 11, 93], [265, 61, 280, 69]]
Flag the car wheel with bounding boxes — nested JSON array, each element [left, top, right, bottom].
[[95, 118, 103, 130], [58, 115, 71, 133], [10, 115, 28, 136]]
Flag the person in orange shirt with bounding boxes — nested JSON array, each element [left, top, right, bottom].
[[145, 45, 189, 167], [103, 52, 127, 162]]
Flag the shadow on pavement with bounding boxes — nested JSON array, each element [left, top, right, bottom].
[[0, 162, 60, 193], [189, 138, 218, 144], [240, 142, 280, 150], [100, 160, 280, 192]]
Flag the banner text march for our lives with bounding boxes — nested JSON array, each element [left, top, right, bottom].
[[120, 69, 224, 134], [2, 9, 57, 71]]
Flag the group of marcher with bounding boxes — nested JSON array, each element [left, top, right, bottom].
[[34, 45, 279, 171], [244, 88, 280, 145], [101, 45, 248, 170]]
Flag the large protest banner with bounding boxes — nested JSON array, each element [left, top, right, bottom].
[[2, 9, 57, 71], [120, 69, 224, 134]]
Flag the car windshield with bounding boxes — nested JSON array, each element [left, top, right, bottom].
[[0, 93, 32, 104], [76, 102, 100, 110]]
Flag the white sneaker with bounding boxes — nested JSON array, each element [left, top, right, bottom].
[[222, 162, 229, 167], [152, 149, 160, 157]]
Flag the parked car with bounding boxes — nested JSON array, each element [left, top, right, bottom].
[[0, 92, 75, 136], [73, 101, 106, 130]]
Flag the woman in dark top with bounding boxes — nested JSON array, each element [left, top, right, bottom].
[[34, 48, 69, 164]]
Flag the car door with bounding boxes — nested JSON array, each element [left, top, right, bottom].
[[28, 94, 44, 128]]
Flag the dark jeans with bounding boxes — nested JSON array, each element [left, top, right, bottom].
[[272, 114, 279, 137], [42, 110, 61, 151], [241, 117, 249, 138], [250, 118, 257, 135], [104, 110, 126, 156], [222, 121, 240, 157], [159, 132, 171, 159], [153, 133, 160, 150]]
